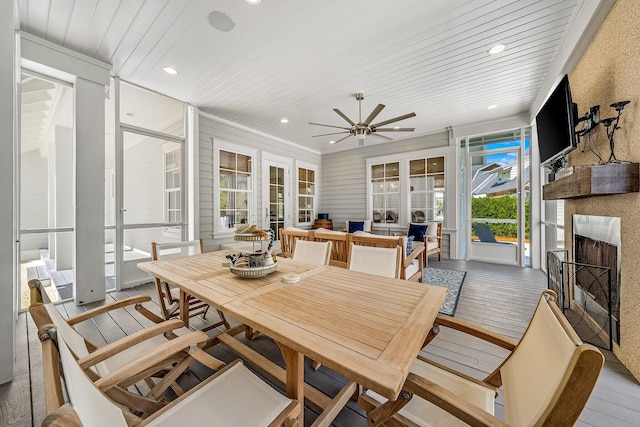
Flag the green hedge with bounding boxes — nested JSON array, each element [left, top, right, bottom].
[[472, 195, 530, 239]]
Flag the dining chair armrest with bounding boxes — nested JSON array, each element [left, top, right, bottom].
[[66, 295, 152, 326], [401, 372, 509, 427], [434, 315, 517, 351], [76, 319, 188, 369], [41, 404, 84, 427], [93, 330, 210, 392], [404, 246, 424, 267]]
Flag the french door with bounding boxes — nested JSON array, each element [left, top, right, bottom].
[[262, 157, 292, 243]]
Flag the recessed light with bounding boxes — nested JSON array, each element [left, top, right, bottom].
[[280, 118, 289, 123], [487, 105, 497, 110], [393, 126, 400, 130], [163, 66, 178, 75], [244, 0, 262, 4], [329, 140, 336, 144], [488, 44, 506, 55], [208, 11, 235, 32]]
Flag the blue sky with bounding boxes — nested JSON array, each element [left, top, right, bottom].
[[485, 139, 530, 165]]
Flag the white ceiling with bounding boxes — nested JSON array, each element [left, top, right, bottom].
[[18, 0, 609, 154]]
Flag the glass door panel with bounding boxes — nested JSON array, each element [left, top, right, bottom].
[[19, 72, 74, 308], [464, 131, 529, 265], [269, 166, 285, 240], [119, 131, 183, 288]]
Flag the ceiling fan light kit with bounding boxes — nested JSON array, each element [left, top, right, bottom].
[[310, 93, 416, 146]]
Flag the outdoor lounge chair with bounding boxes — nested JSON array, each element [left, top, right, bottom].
[[358, 289, 605, 427], [472, 223, 498, 243]]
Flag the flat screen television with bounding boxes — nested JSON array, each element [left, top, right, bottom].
[[535, 74, 577, 164]]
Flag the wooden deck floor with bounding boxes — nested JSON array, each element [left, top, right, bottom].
[[2, 259, 639, 426]]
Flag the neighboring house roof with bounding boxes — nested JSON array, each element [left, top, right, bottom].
[[472, 160, 530, 197]]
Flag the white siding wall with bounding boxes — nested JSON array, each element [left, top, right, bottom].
[[198, 113, 320, 252]]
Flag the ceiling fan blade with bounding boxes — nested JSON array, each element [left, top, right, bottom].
[[371, 112, 416, 128], [312, 131, 349, 137], [369, 133, 393, 141], [308, 122, 351, 130], [373, 127, 415, 132], [362, 104, 385, 126], [333, 134, 353, 144], [333, 108, 356, 126]]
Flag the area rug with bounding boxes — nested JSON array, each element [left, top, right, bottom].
[[422, 267, 467, 316]]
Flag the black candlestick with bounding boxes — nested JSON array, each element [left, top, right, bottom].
[[601, 100, 630, 163]]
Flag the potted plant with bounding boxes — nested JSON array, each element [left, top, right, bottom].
[[545, 155, 567, 182]]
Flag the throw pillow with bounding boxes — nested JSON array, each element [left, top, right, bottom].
[[348, 221, 365, 233], [406, 235, 415, 254], [408, 223, 428, 241]]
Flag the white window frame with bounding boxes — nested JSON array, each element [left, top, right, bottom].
[[408, 155, 446, 223], [294, 160, 318, 227], [163, 146, 181, 236], [366, 147, 456, 234], [213, 140, 257, 238]]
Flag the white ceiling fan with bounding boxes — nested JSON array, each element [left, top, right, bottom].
[[309, 93, 416, 146]]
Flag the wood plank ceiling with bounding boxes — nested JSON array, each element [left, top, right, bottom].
[[19, 0, 592, 154]]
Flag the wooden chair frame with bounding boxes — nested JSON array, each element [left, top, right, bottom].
[[38, 324, 301, 427], [151, 239, 229, 331], [358, 290, 605, 427], [29, 279, 232, 415], [279, 228, 315, 258], [313, 230, 353, 268]]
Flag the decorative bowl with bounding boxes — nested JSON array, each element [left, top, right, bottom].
[[230, 262, 277, 278]]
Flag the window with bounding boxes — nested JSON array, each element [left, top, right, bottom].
[[409, 157, 445, 223], [371, 162, 400, 224], [297, 166, 315, 224], [366, 148, 453, 232], [215, 145, 255, 233], [164, 148, 181, 229]]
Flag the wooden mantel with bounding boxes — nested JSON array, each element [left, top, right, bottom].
[[543, 163, 640, 200]]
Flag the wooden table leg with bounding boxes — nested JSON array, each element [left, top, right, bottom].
[[179, 290, 190, 328], [277, 342, 304, 426]]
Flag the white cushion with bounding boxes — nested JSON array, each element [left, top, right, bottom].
[[426, 240, 439, 251], [405, 259, 420, 278], [427, 222, 439, 241], [285, 226, 307, 231], [315, 228, 346, 235]]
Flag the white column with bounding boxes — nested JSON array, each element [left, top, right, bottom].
[[74, 78, 105, 304], [54, 126, 73, 270], [0, 0, 16, 384]]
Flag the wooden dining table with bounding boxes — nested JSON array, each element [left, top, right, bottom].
[[138, 250, 446, 426]]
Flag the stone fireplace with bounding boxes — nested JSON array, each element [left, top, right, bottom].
[[572, 215, 621, 346]]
